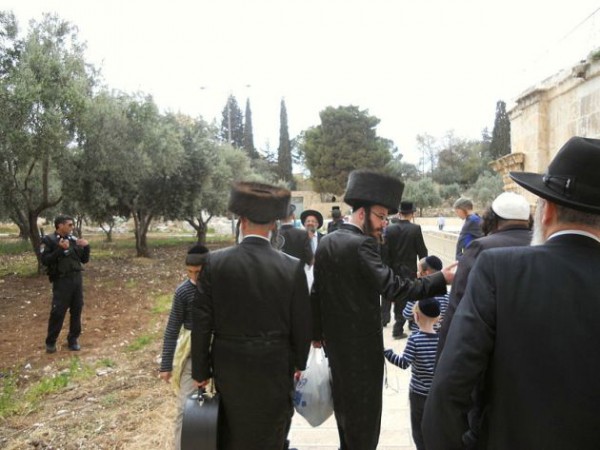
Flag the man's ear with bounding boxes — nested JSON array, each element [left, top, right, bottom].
[[541, 200, 556, 226]]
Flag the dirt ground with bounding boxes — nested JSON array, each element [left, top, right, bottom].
[[0, 240, 226, 449]]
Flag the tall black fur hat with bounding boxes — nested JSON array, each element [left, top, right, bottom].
[[228, 181, 291, 224], [344, 170, 405, 214]]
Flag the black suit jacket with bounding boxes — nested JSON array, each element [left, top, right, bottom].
[[382, 220, 428, 278], [437, 225, 532, 357], [192, 236, 311, 380], [424, 234, 600, 450], [279, 224, 313, 265], [311, 223, 447, 449]]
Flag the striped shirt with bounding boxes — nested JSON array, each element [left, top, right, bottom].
[[402, 294, 450, 333], [384, 331, 439, 396], [159, 279, 196, 372]]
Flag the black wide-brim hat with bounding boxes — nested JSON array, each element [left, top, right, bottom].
[[228, 181, 291, 223], [509, 136, 600, 215], [344, 170, 405, 214], [399, 201, 416, 214], [300, 209, 324, 228]]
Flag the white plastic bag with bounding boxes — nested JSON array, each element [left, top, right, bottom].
[[293, 346, 333, 427]]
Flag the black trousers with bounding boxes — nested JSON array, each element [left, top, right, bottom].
[[381, 299, 406, 336], [409, 391, 427, 450], [46, 273, 83, 345]]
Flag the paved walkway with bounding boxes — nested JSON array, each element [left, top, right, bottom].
[[288, 323, 415, 450]]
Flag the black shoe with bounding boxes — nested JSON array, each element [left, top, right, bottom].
[[393, 333, 408, 340], [68, 342, 81, 351], [46, 343, 57, 354]]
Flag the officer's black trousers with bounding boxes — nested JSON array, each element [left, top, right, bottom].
[[46, 273, 83, 346]]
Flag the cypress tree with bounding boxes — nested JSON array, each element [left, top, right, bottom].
[[489, 100, 511, 159], [243, 98, 259, 159], [277, 98, 294, 188]]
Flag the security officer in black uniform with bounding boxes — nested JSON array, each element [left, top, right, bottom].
[[41, 214, 90, 353]]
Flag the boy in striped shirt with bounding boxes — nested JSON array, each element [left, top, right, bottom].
[[384, 297, 441, 450]]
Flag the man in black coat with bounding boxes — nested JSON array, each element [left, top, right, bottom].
[[279, 204, 313, 266], [423, 137, 600, 450], [300, 209, 324, 259], [191, 182, 312, 450], [311, 170, 454, 450], [381, 201, 428, 336], [435, 191, 532, 448], [437, 191, 533, 360]]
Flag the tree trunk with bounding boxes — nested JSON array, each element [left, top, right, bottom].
[[133, 210, 152, 258], [27, 211, 44, 273], [10, 208, 30, 240], [186, 215, 211, 245]]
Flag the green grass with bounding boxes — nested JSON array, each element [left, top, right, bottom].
[[126, 334, 155, 351], [97, 358, 116, 368], [0, 239, 31, 255], [0, 253, 38, 277], [0, 375, 19, 419], [152, 293, 173, 314], [0, 358, 96, 418]]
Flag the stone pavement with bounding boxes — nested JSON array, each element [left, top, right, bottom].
[[288, 322, 416, 450]]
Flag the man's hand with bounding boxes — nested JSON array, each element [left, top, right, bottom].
[[311, 340, 322, 348], [442, 262, 458, 285], [193, 379, 210, 389], [58, 238, 69, 250], [158, 371, 172, 383], [76, 238, 89, 247], [294, 370, 302, 382]]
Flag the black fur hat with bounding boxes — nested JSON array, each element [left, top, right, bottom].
[[344, 170, 405, 214], [228, 181, 291, 224]]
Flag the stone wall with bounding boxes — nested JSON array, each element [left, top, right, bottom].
[[495, 54, 600, 204]]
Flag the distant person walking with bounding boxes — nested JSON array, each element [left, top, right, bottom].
[[453, 197, 483, 259], [40, 214, 90, 353], [327, 206, 344, 233], [437, 214, 445, 231], [381, 201, 428, 338]]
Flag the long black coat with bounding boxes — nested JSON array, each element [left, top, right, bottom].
[[192, 236, 311, 450], [279, 223, 313, 265], [423, 234, 600, 450], [382, 220, 428, 278], [311, 223, 447, 450], [437, 225, 532, 357]]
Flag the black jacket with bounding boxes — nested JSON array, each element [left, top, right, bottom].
[[382, 220, 428, 278], [40, 232, 90, 281], [279, 223, 313, 265], [424, 234, 600, 450], [437, 225, 532, 358], [192, 236, 311, 450], [311, 223, 447, 450]]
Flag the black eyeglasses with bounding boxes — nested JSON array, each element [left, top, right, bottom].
[[543, 175, 573, 196]]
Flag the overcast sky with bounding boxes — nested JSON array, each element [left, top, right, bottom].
[[3, 0, 600, 164]]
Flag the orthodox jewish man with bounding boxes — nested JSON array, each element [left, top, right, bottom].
[[423, 136, 600, 450], [311, 170, 455, 450], [300, 209, 324, 257], [191, 181, 312, 450]]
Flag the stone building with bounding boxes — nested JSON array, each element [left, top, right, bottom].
[[491, 51, 600, 204]]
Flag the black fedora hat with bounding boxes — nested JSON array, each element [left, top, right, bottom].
[[509, 136, 600, 215], [399, 201, 416, 214], [344, 170, 404, 214], [228, 181, 291, 223], [300, 209, 324, 229]]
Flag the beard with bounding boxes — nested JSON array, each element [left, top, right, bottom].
[[362, 211, 383, 243], [531, 200, 546, 246]]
